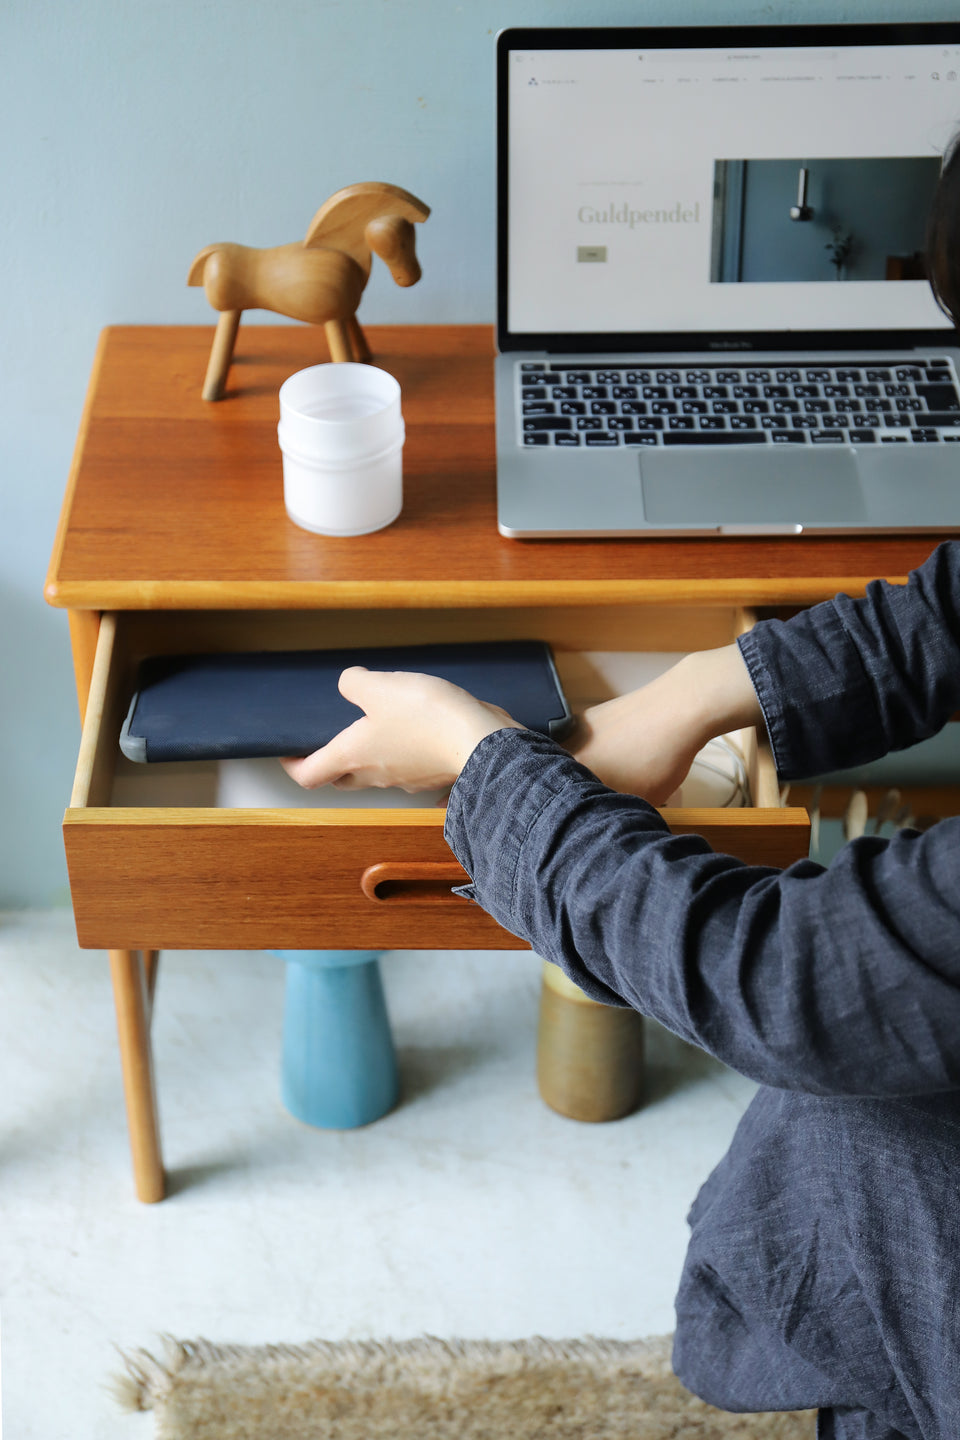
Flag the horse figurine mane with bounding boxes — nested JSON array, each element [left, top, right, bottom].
[[188, 182, 430, 400]]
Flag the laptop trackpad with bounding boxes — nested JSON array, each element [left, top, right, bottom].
[[638, 446, 867, 528]]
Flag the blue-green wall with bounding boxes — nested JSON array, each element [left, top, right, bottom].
[[4, 0, 959, 906]]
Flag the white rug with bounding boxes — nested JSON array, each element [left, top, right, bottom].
[[114, 1334, 817, 1439]]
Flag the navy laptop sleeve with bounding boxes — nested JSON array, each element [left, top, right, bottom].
[[119, 641, 573, 762]]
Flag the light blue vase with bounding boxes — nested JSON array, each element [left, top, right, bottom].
[[275, 950, 400, 1129]]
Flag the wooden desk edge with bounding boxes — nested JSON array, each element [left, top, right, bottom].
[[44, 329, 109, 605], [43, 576, 902, 611]]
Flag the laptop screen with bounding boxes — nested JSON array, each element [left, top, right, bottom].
[[498, 24, 960, 351]]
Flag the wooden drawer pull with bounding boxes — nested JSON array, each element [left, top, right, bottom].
[[361, 861, 470, 904]]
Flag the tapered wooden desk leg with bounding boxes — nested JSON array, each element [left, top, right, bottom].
[[142, 949, 160, 1026], [325, 318, 352, 362], [347, 315, 372, 362], [109, 950, 165, 1203], [202, 309, 242, 401], [537, 960, 644, 1122]]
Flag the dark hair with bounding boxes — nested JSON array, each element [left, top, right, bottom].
[[926, 131, 960, 327]]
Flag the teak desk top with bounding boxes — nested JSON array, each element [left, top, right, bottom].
[[45, 323, 954, 614]]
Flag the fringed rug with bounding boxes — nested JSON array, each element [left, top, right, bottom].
[[113, 1334, 817, 1439]]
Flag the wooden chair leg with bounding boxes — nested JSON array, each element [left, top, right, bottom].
[[109, 950, 165, 1202], [347, 314, 372, 363], [202, 309, 242, 401], [325, 318, 352, 362], [536, 960, 644, 1122]]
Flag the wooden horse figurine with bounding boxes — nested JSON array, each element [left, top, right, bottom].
[[188, 181, 430, 400]]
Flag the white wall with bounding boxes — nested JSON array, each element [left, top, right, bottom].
[[3, 0, 957, 906]]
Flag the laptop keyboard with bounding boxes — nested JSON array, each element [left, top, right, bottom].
[[518, 358, 960, 448]]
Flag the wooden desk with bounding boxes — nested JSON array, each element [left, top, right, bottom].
[[45, 324, 941, 1202]]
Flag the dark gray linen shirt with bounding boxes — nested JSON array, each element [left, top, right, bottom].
[[443, 541, 960, 1440]]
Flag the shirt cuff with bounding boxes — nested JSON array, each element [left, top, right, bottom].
[[443, 728, 559, 914]]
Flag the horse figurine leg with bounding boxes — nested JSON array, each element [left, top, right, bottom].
[[325, 316, 372, 363], [347, 315, 372, 362], [202, 310, 243, 401], [324, 319, 352, 363]]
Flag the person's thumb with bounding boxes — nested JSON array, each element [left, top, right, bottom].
[[337, 664, 373, 709]]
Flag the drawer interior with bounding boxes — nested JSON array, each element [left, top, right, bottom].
[[72, 606, 780, 813]]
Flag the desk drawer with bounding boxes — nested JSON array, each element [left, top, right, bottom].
[[63, 610, 810, 950]]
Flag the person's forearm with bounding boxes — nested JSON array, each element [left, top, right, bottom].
[[675, 643, 764, 748], [564, 643, 763, 801]]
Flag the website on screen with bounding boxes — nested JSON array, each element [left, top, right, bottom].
[[507, 43, 960, 333]]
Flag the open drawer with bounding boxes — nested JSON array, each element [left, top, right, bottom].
[[64, 607, 811, 951]]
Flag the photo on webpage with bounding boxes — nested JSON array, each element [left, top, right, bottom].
[[710, 155, 942, 284]]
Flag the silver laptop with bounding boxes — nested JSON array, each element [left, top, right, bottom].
[[495, 22, 960, 537]]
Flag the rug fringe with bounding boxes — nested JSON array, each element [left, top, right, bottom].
[[104, 1369, 146, 1415], [111, 1332, 675, 1407], [111, 1333, 199, 1411]]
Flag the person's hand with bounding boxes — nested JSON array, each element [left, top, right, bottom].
[[563, 645, 763, 802], [280, 666, 526, 793]]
